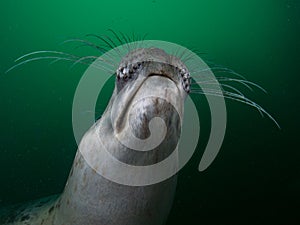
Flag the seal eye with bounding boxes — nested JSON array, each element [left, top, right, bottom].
[[116, 67, 126, 81], [179, 68, 191, 93], [116, 63, 141, 83], [116, 63, 140, 91]]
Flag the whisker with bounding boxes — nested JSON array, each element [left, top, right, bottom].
[[217, 77, 267, 93], [15, 50, 77, 62], [70, 56, 98, 68], [70, 55, 116, 73], [73, 43, 107, 53], [191, 81, 245, 96], [190, 89, 280, 128], [172, 47, 182, 60], [6, 56, 76, 73], [205, 61, 247, 78], [176, 48, 190, 62], [61, 39, 107, 53], [180, 46, 207, 64], [7, 55, 115, 74], [190, 48, 207, 56], [86, 34, 116, 50], [102, 34, 124, 56], [191, 67, 247, 80], [107, 29, 124, 45], [49, 58, 74, 65], [192, 77, 253, 92], [86, 33, 127, 60], [220, 84, 245, 97], [124, 33, 133, 43], [119, 32, 131, 51]]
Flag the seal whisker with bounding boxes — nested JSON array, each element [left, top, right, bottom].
[[191, 80, 245, 96], [175, 48, 190, 62], [194, 88, 249, 106], [102, 34, 120, 49], [61, 38, 108, 53], [124, 32, 133, 42], [71, 55, 113, 67], [73, 43, 107, 53], [179, 48, 204, 64], [49, 58, 71, 65], [119, 31, 132, 51], [191, 88, 280, 128], [218, 78, 267, 93], [195, 89, 262, 113], [192, 77, 253, 92], [191, 67, 247, 80], [221, 84, 245, 96], [14, 50, 77, 62], [7, 55, 114, 74], [107, 29, 125, 45], [217, 78, 253, 91], [70, 56, 116, 73], [6, 56, 76, 73], [86, 33, 128, 60], [101, 34, 125, 56], [70, 55, 99, 68], [205, 61, 248, 79], [48, 56, 108, 71], [86, 34, 118, 50], [107, 29, 134, 53]]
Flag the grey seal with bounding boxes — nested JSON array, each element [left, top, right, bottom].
[[1, 48, 190, 225]]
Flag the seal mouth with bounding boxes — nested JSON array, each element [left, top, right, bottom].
[[148, 73, 175, 83]]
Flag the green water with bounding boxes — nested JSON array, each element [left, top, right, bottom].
[[0, 0, 299, 224]]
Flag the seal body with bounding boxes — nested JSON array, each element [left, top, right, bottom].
[[1, 48, 190, 225], [0, 195, 58, 224]]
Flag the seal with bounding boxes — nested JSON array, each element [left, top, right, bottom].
[[0, 48, 190, 225]]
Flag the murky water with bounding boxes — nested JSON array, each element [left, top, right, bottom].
[[0, 0, 298, 224]]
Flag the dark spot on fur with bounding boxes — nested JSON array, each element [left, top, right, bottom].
[[48, 206, 54, 214], [20, 214, 30, 221], [40, 198, 51, 204], [69, 167, 74, 177], [4, 213, 17, 223], [55, 200, 61, 209], [36, 202, 44, 207]]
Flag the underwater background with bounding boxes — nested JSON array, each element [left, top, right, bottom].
[[0, 0, 299, 224]]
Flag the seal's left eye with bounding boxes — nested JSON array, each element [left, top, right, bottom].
[[116, 63, 141, 82], [116, 64, 140, 91]]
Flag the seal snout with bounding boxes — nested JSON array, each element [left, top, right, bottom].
[[116, 48, 191, 94], [126, 75, 183, 140]]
